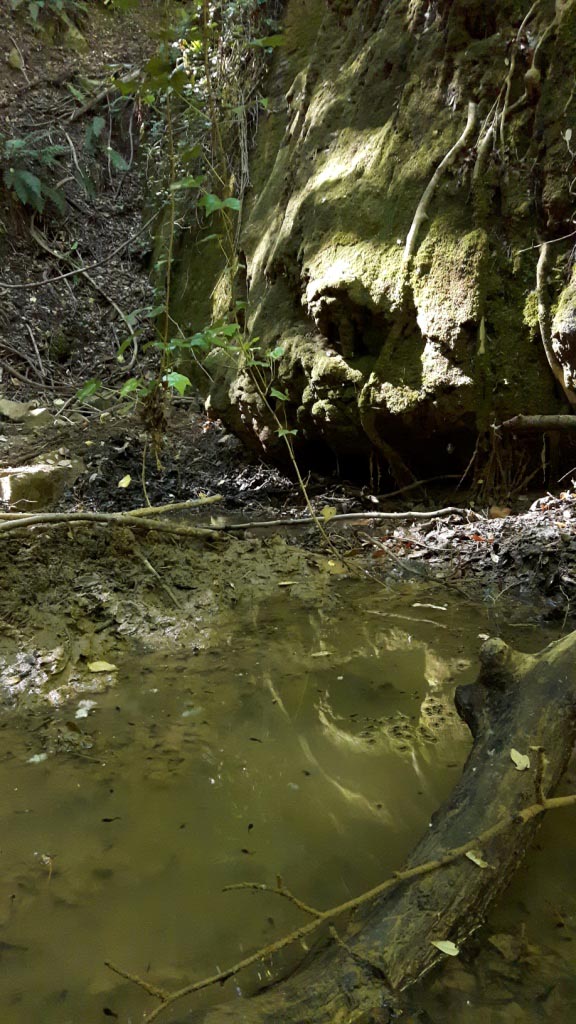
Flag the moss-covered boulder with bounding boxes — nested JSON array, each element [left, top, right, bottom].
[[174, 0, 576, 480]]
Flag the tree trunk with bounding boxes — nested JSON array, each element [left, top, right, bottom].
[[181, 632, 576, 1023]]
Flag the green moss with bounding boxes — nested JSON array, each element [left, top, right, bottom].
[[523, 290, 540, 333], [169, 0, 570, 466]]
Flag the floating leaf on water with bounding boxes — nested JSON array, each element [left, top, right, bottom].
[[117, 474, 131, 488], [510, 748, 530, 771], [431, 940, 460, 957], [87, 661, 117, 673], [310, 651, 330, 658], [466, 850, 490, 869]]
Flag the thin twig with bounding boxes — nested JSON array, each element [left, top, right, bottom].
[[0, 512, 218, 538], [516, 229, 576, 255], [223, 882, 323, 919], [218, 507, 477, 533], [134, 545, 182, 609], [0, 496, 221, 520], [24, 323, 46, 379], [104, 960, 169, 1002]]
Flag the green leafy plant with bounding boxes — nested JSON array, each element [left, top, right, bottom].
[[9, 0, 87, 27], [84, 115, 129, 173], [1, 134, 68, 213]]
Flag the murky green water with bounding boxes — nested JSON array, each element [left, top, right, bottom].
[[0, 583, 573, 1023]]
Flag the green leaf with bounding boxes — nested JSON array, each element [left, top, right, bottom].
[[67, 83, 87, 103], [250, 34, 285, 48], [269, 346, 284, 360], [198, 193, 224, 216], [4, 138, 28, 154], [11, 170, 44, 212], [116, 337, 133, 360], [76, 379, 101, 400], [119, 378, 141, 397], [18, 169, 42, 199], [270, 387, 289, 401], [321, 505, 337, 522], [277, 428, 298, 437], [164, 371, 191, 396], [43, 185, 67, 214], [185, 333, 209, 349], [170, 175, 204, 192], [179, 144, 203, 164], [116, 77, 140, 96], [215, 323, 241, 337], [222, 197, 241, 211], [92, 115, 106, 138], [106, 147, 129, 171]]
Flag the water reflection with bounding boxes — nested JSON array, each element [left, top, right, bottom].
[[0, 583, 570, 1023]]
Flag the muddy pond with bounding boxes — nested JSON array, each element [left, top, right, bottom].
[[0, 580, 574, 1024]]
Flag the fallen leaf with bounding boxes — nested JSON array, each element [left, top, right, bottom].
[[510, 748, 530, 771], [321, 505, 337, 522], [117, 474, 131, 488], [489, 506, 511, 519], [466, 850, 490, 869], [87, 660, 117, 673], [431, 940, 460, 957]]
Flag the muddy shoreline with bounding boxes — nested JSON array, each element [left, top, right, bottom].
[[2, 402, 575, 718]]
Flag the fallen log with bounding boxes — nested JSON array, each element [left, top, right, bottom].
[[153, 633, 576, 1023]]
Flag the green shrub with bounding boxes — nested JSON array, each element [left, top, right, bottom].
[[1, 135, 68, 213], [9, 0, 87, 23]]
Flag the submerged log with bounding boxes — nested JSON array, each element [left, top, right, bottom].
[[180, 633, 576, 1024]]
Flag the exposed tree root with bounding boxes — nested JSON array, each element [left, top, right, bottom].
[[403, 101, 477, 265], [536, 241, 576, 409], [500, 414, 576, 431]]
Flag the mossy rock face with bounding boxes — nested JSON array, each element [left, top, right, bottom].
[[552, 268, 576, 392], [173, 0, 576, 476]]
